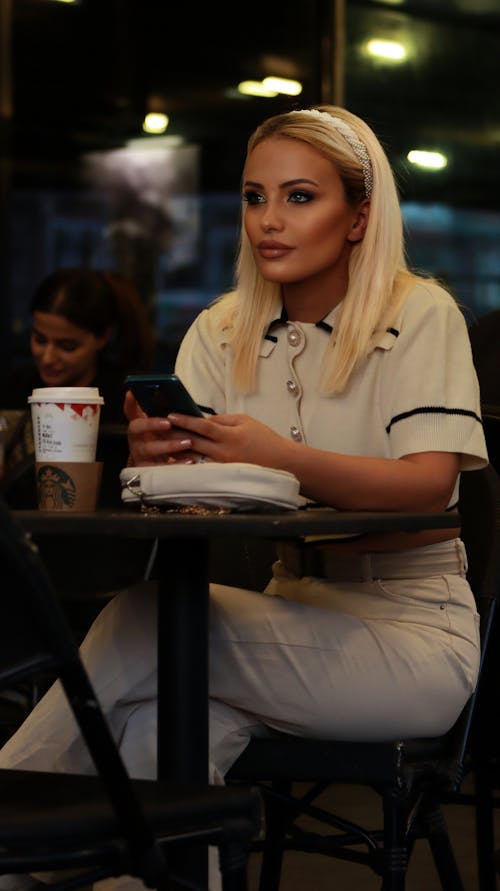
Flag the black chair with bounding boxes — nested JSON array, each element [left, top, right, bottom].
[[227, 464, 500, 891], [0, 497, 262, 891], [481, 403, 500, 478], [447, 461, 500, 890]]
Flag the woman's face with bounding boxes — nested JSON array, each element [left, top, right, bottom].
[[30, 311, 109, 387], [243, 136, 368, 295]]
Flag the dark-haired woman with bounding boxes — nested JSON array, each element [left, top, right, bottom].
[[1, 268, 156, 423]]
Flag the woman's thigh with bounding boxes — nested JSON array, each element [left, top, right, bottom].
[[209, 582, 476, 742]]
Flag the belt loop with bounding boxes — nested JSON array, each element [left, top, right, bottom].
[[456, 538, 468, 575]]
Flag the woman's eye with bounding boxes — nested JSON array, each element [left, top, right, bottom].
[[289, 190, 313, 203], [242, 190, 264, 205]]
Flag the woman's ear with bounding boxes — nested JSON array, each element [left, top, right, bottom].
[[347, 198, 370, 244]]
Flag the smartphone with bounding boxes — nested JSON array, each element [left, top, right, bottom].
[[124, 374, 204, 418]]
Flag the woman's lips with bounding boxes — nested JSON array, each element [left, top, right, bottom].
[[257, 241, 293, 259]]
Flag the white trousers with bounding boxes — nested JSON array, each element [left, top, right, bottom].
[[0, 538, 480, 890]]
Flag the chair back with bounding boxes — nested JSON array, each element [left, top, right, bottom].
[[480, 403, 500, 477], [460, 462, 500, 610], [452, 464, 500, 767]]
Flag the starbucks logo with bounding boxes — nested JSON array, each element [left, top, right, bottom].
[[37, 465, 76, 509]]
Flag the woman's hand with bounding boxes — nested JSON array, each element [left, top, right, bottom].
[[165, 412, 291, 468], [123, 390, 201, 466]]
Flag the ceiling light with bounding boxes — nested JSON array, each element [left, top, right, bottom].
[[238, 81, 278, 97], [366, 39, 406, 61], [262, 76, 302, 96], [143, 113, 169, 134], [237, 77, 303, 99], [407, 150, 448, 170]]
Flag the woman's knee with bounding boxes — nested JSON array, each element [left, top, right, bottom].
[[80, 581, 158, 663]]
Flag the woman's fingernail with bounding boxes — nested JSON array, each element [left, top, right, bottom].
[[180, 439, 192, 446]]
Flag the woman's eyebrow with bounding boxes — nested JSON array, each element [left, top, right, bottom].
[[243, 177, 319, 188]]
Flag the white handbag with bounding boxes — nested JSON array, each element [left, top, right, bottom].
[[120, 462, 306, 512]]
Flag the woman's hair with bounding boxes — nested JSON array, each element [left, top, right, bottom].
[[224, 105, 417, 394], [30, 268, 155, 372]]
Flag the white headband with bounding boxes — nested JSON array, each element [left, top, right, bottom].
[[288, 108, 373, 199]]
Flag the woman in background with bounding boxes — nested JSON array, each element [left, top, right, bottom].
[[0, 267, 156, 505], [1, 268, 156, 423]]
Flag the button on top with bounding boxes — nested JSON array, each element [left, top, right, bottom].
[[290, 426, 302, 441], [287, 328, 301, 347], [286, 379, 298, 394]]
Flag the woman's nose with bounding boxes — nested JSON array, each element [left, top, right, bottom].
[[39, 342, 57, 363], [261, 202, 283, 232]]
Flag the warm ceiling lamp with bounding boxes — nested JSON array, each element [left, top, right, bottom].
[[238, 77, 302, 98], [367, 39, 406, 61], [143, 113, 169, 134], [407, 149, 448, 170], [238, 81, 278, 97], [261, 77, 302, 96]]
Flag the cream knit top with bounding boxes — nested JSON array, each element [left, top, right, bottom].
[[176, 279, 488, 509]]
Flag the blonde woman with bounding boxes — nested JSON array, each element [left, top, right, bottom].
[[0, 106, 488, 891]]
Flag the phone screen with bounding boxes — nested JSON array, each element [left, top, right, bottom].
[[125, 374, 204, 418]]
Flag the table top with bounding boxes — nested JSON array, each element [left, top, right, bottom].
[[13, 506, 461, 540]]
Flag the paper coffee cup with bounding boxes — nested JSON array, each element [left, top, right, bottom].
[[28, 387, 104, 462], [35, 461, 103, 512]]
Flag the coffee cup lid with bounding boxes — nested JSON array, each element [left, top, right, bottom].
[[28, 387, 105, 404]]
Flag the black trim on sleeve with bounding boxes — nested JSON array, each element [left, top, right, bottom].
[[386, 406, 483, 434]]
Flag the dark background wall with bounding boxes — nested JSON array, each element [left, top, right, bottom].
[[1, 0, 500, 378]]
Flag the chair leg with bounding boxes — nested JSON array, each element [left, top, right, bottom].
[[258, 781, 292, 891], [424, 801, 465, 891], [219, 837, 251, 891], [381, 788, 408, 891]]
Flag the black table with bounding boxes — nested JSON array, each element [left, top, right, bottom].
[[14, 506, 461, 785]]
